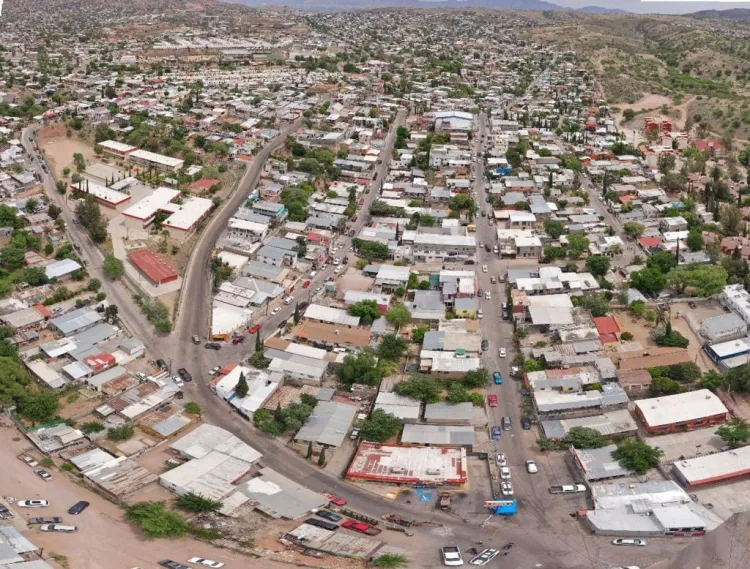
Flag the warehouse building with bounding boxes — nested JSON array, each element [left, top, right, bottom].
[[127, 248, 179, 285], [634, 390, 728, 435], [672, 446, 750, 487], [704, 337, 750, 369], [122, 187, 181, 230], [571, 444, 634, 482], [700, 313, 748, 343], [401, 424, 475, 449], [541, 409, 638, 441]]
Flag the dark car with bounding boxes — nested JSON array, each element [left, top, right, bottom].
[[177, 368, 192, 382], [158, 561, 190, 569], [316, 509, 343, 522], [481, 340, 489, 351], [156, 359, 169, 372], [67, 501, 89, 515], [204, 342, 221, 350], [304, 517, 338, 531], [521, 417, 532, 430]]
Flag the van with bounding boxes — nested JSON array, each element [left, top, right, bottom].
[[40, 524, 77, 533], [502, 416, 512, 431]]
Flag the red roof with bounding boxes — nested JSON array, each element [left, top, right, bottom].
[[638, 237, 662, 248], [599, 333, 619, 344], [594, 316, 620, 336], [127, 249, 179, 284], [35, 304, 52, 318], [188, 178, 220, 192]]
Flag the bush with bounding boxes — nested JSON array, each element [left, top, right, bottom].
[[620, 331, 634, 341], [107, 424, 135, 441], [651, 328, 689, 348], [80, 421, 105, 434], [175, 492, 222, 513], [183, 402, 201, 416], [40, 457, 54, 468], [126, 502, 188, 539]]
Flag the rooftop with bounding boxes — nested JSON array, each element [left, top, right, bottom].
[[294, 400, 358, 447], [634, 390, 728, 428]]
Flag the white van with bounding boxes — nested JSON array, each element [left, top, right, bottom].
[[40, 524, 77, 533], [309, 270, 317, 279], [283, 296, 294, 305]]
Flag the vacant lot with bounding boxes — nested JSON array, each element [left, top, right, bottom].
[[38, 125, 95, 180]]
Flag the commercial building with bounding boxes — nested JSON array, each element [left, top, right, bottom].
[[293, 400, 358, 450], [541, 409, 638, 441], [700, 313, 748, 344], [533, 383, 629, 417], [98, 139, 137, 157], [78, 179, 132, 208], [423, 402, 473, 425], [634, 390, 728, 435], [49, 307, 103, 336], [672, 446, 750, 487], [128, 148, 184, 173], [162, 196, 213, 240], [571, 444, 634, 481], [127, 248, 179, 285], [346, 442, 467, 486], [373, 392, 421, 422], [405, 233, 477, 264], [704, 337, 750, 369], [303, 304, 360, 328], [401, 424, 475, 448]]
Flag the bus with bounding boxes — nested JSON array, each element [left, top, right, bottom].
[[484, 499, 518, 515]]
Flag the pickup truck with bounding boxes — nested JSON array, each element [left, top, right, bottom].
[[441, 545, 464, 566], [341, 520, 382, 536], [27, 517, 63, 525], [549, 484, 586, 494]]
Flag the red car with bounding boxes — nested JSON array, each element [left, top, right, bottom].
[[488, 394, 498, 407], [302, 280, 312, 289], [325, 493, 347, 506], [342, 520, 381, 536], [248, 324, 261, 334]]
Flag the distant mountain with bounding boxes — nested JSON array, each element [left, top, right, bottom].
[[575, 5, 628, 14], [235, 0, 565, 11], [689, 8, 750, 20]]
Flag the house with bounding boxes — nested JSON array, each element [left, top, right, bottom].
[[634, 390, 728, 435], [401, 424, 475, 449], [423, 402, 473, 425], [616, 369, 653, 396], [44, 258, 83, 281], [572, 444, 634, 481], [293, 400, 358, 451], [454, 297, 478, 318]]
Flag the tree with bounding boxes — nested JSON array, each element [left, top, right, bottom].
[[623, 108, 635, 122], [586, 256, 611, 277], [235, 372, 249, 398], [184, 402, 201, 416], [0, 357, 30, 406], [463, 368, 489, 389], [18, 393, 59, 424], [611, 440, 663, 474], [624, 222, 645, 239], [293, 303, 300, 324], [348, 300, 381, 325], [359, 409, 402, 443], [721, 205, 743, 236], [126, 502, 189, 539], [687, 228, 704, 251], [667, 265, 727, 297], [175, 492, 222, 513], [103, 255, 124, 279], [87, 278, 102, 292], [567, 235, 590, 259], [394, 374, 441, 403], [647, 251, 678, 274], [565, 426, 608, 449], [575, 294, 611, 317], [379, 334, 408, 361], [544, 219, 565, 239], [716, 418, 750, 449], [658, 154, 676, 175], [337, 347, 382, 387], [317, 446, 326, 466], [1, 245, 26, 270], [631, 268, 667, 296], [650, 375, 684, 396], [107, 425, 135, 441], [523, 358, 545, 373], [385, 304, 411, 330], [352, 239, 390, 260], [543, 246, 566, 260]]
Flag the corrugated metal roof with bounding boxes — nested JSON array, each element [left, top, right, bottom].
[[295, 401, 357, 447]]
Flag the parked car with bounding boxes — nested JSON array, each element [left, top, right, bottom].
[[502, 416, 512, 431], [248, 324, 261, 334], [173, 376, 184, 388], [19, 455, 38, 467], [325, 493, 347, 506], [315, 509, 343, 522], [496, 453, 506, 466], [304, 517, 338, 531], [156, 359, 169, 372], [231, 335, 245, 345], [493, 372, 503, 385], [481, 340, 489, 351], [209, 366, 221, 376], [549, 485, 586, 494], [192, 335, 201, 344], [526, 460, 538, 474], [17, 500, 49, 508], [0, 505, 14, 520], [159, 561, 190, 569], [491, 427, 502, 440], [349, 428, 360, 440], [482, 264, 488, 273], [342, 520, 381, 535], [490, 276, 496, 284], [34, 468, 52, 481], [284, 296, 294, 305], [67, 501, 89, 515], [27, 517, 63, 525], [469, 548, 499, 566], [499, 467, 511, 480], [501, 481, 514, 496], [488, 394, 498, 407], [499, 347, 506, 358], [612, 538, 647, 547], [204, 342, 221, 350], [187, 558, 225, 568], [521, 417, 532, 430], [271, 307, 281, 315], [484, 291, 491, 300], [177, 368, 192, 382], [302, 280, 311, 289], [477, 308, 483, 319], [440, 545, 464, 567], [40, 524, 76, 533]]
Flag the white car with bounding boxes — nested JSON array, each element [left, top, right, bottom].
[[612, 538, 646, 547], [499, 348, 506, 358], [496, 453, 507, 466], [499, 466, 511, 480], [334, 266, 343, 274], [173, 376, 184, 388], [283, 296, 294, 305], [485, 291, 491, 300], [482, 264, 488, 273], [333, 258, 340, 265], [314, 287, 322, 293], [19, 455, 38, 467], [188, 558, 225, 568], [526, 460, 538, 474], [271, 307, 281, 315], [500, 481, 514, 496], [17, 500, 49, 508], [477, 308, 483, 319], [208, 366, 220, 376]]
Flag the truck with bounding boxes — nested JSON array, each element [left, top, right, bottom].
[[440, 545, 464, 566], [549, 484, 586, 494], [341, 520, 382, 536], [27, 517, 63, 525]]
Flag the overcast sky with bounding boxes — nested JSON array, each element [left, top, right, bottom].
[[551, 0, 750, 14]]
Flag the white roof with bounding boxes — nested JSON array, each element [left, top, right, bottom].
[[634, 390, 728, 428], [164, 196, 213, 231], [229, 218, 267, 233], [130, 148, 184, 168], [304, 303, 360, 327], [170, 423, 262, 463], [284, 342, 327, 359], [99, 139, 137, 153], [412, 234, 476, 247], [45, 258, 82, 280], [81, 179, 131, 205], [710, 337, 750, 358], [673, 445, 750, 484], [122, 187, 180, 221]]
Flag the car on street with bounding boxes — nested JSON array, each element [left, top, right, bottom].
[[349, 428, 360, 440], [479, 241, 484, 248], [157, 359, 169, 372], [314, 286, 322, 294], [192, 335, 201, 344], [333, 258, 340, 265], [521, 417, 532, 430], [187, 558, 225, 568], [549, 485, 586, 494], [271, 307, 281, 315], [204, 342, 221, 350], [173, 376, 184, 388], [231, 335, 245, 345], [499, 347, 506, 358], [477, 308, 483, 319], [40, 524, 76, 533], [34, 468, 52, 481], [469, 548, 499, 566], [441, 545, 464, 566], [484, 291, 491, 300], [249, 324, 261, 334], [19, 455, 38, 467], [490, 276, 496, 284], [315, 509, 343, 522], [481, 340, 489, 351], [159, 561, 190, 569], [482, 264, 488, 273], [526, 460, 538, 473], [302, 280, 311, 289], [488, 394, 498, 407], [177, 368, 192, 382], [491, 426, 502, 440], [209, 366, 221, 376], [493, 372, 503, 385], [501, 481, 514, 496], [17, 500, 49, 508], [325, 493, 347, 506], [502, 416, 512, 430], [496, 453, 506, 466], [499, 466, 511, 480], [68, 501, 89, 515], [612, 538, 647, 547]]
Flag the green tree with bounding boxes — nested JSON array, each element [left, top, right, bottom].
[[235, 372, 249, 398], [565, 426, 608, 449], [575, 294, 611, 317], [412, 325, 429, 343], [107, 425, 135, 441], [337, 347, 382, 387], [666, 265, 727, 297], [359, 409, 402, 443], [385, 304, 411, 330], [463, 368, 489, 389], [19, 393, 59, 424], [543, 246, 566, 260], [523, 358, 545, 373], [623, 222, 645, 238], [103, 255, 124, 279], [126, 502, 189, 539], [716, 418, 750, 449], [544, 219, 565, 239], [378, 333, 408, 361], [317, 447, 326, 466], [0, 356, 30, 406], [567, 235, 590, 259], [80, 421, 105, 434], [348, 300, 381, 325], [631, 268, 667, 296], [175, 492, 222, 513], [585, 255, 611, 277], [611, 440, 663, 474], [650, 375, 684, 396], [183, 402, 201, 416], [394, 374, 441, 403], [647, 251, 678, 274], [686, 228, 704, 251]]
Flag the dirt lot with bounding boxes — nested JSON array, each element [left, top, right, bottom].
[[37, 126, 95, 180]]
